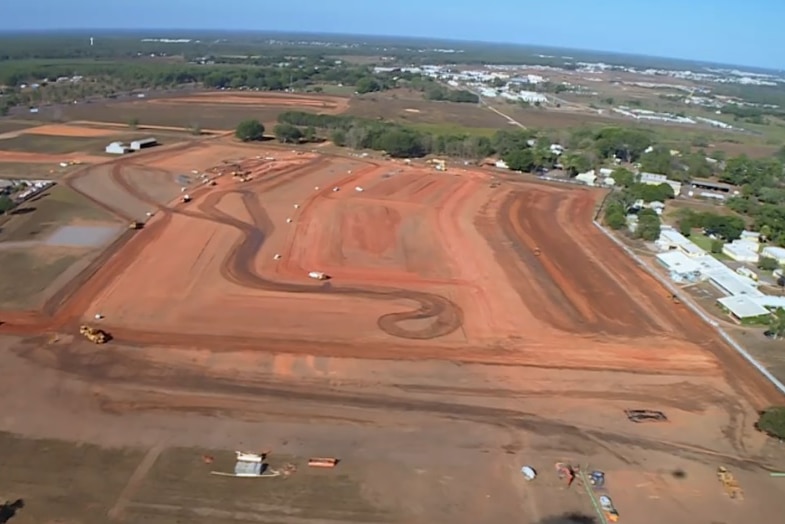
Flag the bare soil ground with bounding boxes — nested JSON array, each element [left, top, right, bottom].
[[1, 140, 784, 523], [19, 123, 120, 137]]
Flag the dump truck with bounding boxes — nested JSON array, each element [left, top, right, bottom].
[[308, 271, 328, 281], [80, 325, 109, 344]]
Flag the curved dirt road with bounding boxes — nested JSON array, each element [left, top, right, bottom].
[[107, 155, 464, 340]]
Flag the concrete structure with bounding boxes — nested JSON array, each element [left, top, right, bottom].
[[722, 240, 760, 263], [639, 172, 682, 195], [130, 137, 157, 150], [655, 227, 706, 257], [575, 170, 597, 186], [717, 295, 770, 319], [656, 251, 702, 282], [690, 178, 734, 194], [105, 141, 130, 155], [762, 246, 785, 265], [655, 227, 785, 319]]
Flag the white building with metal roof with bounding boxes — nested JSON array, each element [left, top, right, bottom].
[[722, 240, 760, 263], [655, 227, 781, 319], [762, 246, 785, 265]]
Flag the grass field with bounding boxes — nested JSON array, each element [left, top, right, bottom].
[[0, 119, 37, 134], [0, 248, 82, 308], [25, 99, 331, 130], [0, 162, 83, 178], [128, 448, 393, 523], [0, 432, 144, 524], [0, 134, 127, 155], [0, 433, 395, 524], [347, 90, 509, 128], [0, 185, 115, 243]]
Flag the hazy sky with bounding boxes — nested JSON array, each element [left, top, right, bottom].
[[3, 0, 781, 69]]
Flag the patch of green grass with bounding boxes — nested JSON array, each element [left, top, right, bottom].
[[129, 447, 394, 523], [0, 161, 83, 178], [688, 233, 730, 259], [0, 133, 117, 154], [0, 249, 81, 307], [406, 122, 498, 137], [0, 119, 37, 134], [310, 84, 356, 96], [0, 431, 143, 524], [0, 185, 114, 242]]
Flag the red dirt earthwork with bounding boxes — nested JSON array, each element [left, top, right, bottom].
[[0, 141, 782, 408]]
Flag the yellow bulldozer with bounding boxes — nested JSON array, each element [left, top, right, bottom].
[[80, 325, 109, 344], [717, 466, 743, 500]]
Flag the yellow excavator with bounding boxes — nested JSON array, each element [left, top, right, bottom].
[[80, 325, 109, 344]]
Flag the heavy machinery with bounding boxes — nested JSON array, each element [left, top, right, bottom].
[[717, 466, 743, 499], [80, 325, 109, 344], [427, 159, 447, 171], [181, 194, 192, 203], [308, 271, 329, 281], [599, 495, 620, 522], [128, 221, 143, 230]]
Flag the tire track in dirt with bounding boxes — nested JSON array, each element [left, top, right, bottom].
[[110, 159, 463, 340]]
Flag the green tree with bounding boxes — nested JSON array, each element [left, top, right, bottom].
[[605, 208, 626, 230], [355, 77, 382, 94], [330, 129, 347, 147], [760, 224, 772, 242], [640, 146, 676, 176], [562, 153, 591, 177], [679, 219, 692, 236], [235, 119, 265, 142], [503, 149, 535, 172], [273, 123, 303, 143], [757, 406, 785, 438], [710, 239, 724, 254], [636, 209, 662, 241], [611, 167, 635, 188], [758, 257, 779, 271], [0, 195, 14, 214]]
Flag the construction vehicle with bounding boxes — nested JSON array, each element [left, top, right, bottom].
[[308, 271, 329, 281], [427, 159, 447, 171], [717, 466, 743, 499], [128, 221, 143, 230], [182, 194, 191, 203], [599, 495, 620, 522], [79, 325, 109, 344]]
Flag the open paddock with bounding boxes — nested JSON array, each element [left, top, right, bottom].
[[0, 119, 38, 134], [151, 91, 350, 113], [24, 92, 351, 130], [19, 123, 120, 137], [347, 91, 510, 128]]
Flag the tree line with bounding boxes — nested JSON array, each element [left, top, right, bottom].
[[0, 59, 401, 114]]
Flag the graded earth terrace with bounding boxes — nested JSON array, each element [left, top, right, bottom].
[[1, 101, 784, 523]]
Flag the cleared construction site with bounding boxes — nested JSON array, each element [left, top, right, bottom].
[[1, 135, 784, 523]]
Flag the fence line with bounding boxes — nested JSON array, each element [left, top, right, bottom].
[[592, 219, 785, 396]]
